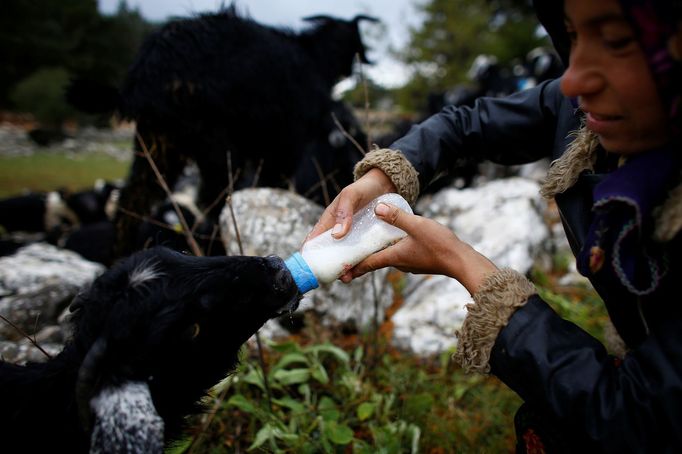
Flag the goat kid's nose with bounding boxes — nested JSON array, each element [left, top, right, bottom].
[[265, 255, 296, 293], [274, 268, 294, 293]]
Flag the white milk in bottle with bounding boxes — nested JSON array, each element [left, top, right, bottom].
[[284, 193, 412, 293]]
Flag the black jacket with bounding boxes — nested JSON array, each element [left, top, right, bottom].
[[392, 79, 682, 452]]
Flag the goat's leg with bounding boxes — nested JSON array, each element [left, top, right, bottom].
[[114, 128, 186, 258], [194, 152, 232, 222]]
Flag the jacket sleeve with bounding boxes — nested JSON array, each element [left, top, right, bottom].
[[490, 296, 682, 451], [390, 78, 574, 190]]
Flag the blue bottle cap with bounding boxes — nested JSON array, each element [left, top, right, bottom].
[[284, 252, 319, 294]]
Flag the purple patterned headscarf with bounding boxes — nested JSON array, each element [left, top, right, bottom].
[[618, 0, 682, 133], [575, 1, 682, 297]]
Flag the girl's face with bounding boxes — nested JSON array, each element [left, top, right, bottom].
[[560, 0, 671, 154]]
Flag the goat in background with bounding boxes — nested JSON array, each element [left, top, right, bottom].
[[68, 7, 376, 258]]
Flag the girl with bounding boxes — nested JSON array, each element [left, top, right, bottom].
[[307, 0, 682, 450]]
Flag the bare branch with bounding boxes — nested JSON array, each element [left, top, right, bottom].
[[225, 195, 244, 257], [331, 111, 366, 156], [0, 314, 52, 360], [135, 132, 204, 256], [311, 156, 331, 207], [251, 159, 264, 188], [227, 150, 235, 194], [206, 223, 220, 256], [302, 169, 339, 198], [117, 207, 217, 241], [355, 52, 372, 150]]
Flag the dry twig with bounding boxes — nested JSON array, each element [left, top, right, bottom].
[[331, 111, 366, 156], [135, 132, 203, 256], [0, 314, 52, 360], [356, 53, 373, 150], [311, 156, 331, 207], [117, 207, 217, 241]]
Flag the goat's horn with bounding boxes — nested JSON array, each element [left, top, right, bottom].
[[353, 15, 380, 24], [302, 15, 333, 23], [76, 337, 108, 431]]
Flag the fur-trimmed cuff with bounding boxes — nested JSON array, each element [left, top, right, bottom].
[[353, 147, 420, 206], [453, 269, 536, 374]]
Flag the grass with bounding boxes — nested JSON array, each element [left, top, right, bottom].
[[0, 151, 129, 197]]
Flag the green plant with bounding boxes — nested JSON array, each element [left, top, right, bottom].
[[535, 285, 608, 343], [180, 335, 520, 454], [531, 265, 609, 343], [9, 67, 76, 126], [214, 341, 421, 453]]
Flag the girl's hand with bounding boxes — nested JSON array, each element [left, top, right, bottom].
[[305, 168, 396, 243], [342, 203, 498, 294]]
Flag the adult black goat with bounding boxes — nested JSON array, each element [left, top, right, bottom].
[[68, 7, 375, 258], [0, 246, 300, 452]]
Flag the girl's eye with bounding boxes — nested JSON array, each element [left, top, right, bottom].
[[604, 36, 634, 50]]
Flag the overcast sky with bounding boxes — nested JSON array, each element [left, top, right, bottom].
[[98, 0, 423, 88]]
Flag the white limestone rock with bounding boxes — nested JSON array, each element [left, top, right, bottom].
[[393, 178, 550, 355], [0, 243, 104, 340]]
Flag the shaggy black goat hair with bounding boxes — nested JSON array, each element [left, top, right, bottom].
[[67, 6, 376, 258], [0, 246, 300, 453]]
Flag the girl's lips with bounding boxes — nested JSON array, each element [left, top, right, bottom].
[[585, 111, 624, 134]]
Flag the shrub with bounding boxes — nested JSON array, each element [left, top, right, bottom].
[[9, 67, 75, 126]]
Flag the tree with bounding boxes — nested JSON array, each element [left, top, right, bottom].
[[0, 0, 154, 122], [71, 1, 156, 85], [394, 0, 545, 112], [10, 68, 76, 127], [0, 0, 101, 107]]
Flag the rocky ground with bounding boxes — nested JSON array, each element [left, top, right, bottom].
[[0, 122, 133, 160]]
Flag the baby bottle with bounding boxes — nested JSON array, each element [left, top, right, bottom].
[[285, 193, 412, 294]]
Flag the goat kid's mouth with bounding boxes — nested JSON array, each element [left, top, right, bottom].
[[274, 293, 302, 316], [261, 255, 301, 316]]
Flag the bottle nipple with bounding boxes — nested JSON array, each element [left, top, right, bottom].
[[284, 252, 319, 294]]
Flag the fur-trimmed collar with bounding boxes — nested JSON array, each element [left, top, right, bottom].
[[539, 127, 682, 242]]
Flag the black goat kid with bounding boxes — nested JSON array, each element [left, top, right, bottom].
[[0, 247, 300, 453]]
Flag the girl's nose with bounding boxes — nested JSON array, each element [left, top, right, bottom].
[[560, 46, 605, 99]]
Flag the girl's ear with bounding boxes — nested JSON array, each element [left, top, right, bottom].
[[670, 22, 682, 61]]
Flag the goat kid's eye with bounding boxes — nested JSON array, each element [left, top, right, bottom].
[[182, 323, 201, 340]]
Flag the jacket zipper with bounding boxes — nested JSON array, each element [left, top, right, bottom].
[[637, 297, 650, 336]]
